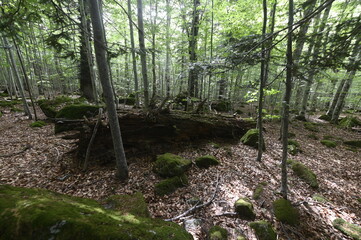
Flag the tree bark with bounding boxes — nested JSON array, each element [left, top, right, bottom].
[[165, 0, 171, 98], [88, 0, 129, 180]]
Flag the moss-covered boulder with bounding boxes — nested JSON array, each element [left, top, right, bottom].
[[320, 139, 337, 148], [119, 94, 136, 105], [0, 185, 193, 240], [154, 175, 188, 196], [240, 128, 265, 150], [304, 122, 319, 132], [249, 221, 277, 240], [319, 114, 331, 121], [307, 133, 319, 140], [56, 104, 100, 120], [195, 155, 220, 168], [339, 117, 361, 129], [333, 218, 361, 240], [0, 99, 21, 108], [208, 226, 228, 240], [288, 139, 300, 155], [253, 182, 267, 200], [273, 198, 299, 226], [30, 121, 47, 128], [153, 153, 191, 178], [288, 159, 319, 189], [37, 96, 84, 118], [344, 140, 361, 148], [234, 198, 256, 220], [212, 100, 231, 112]]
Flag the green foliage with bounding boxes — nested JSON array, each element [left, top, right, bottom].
[[208, 226, 228, 240], [153, 153, 192, 178], [29, 121, 46, 128], [240, 128, 265, 150], [56, 104, 100, 120], [288, 160, 319, 189], [339, 117, 361, 129], [252, 182, 267, 200], [333, 218, 361, 240], [0, 185, 193, 240], [264, 114, 281, 122], [154, 175, 188, 196], [234, 198, 256, 220], [320, 140, 337, 148], [304, 122, 319, 132], [195, 155, 220, 168], [273, 199, 299, 226], [249, 221, 277, 240]]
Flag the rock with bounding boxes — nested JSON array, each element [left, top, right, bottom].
[[320, 139, 337, 148], [208, 226, 228, 240], [333, 218, 361, 240], [343, 140, 361, 148], [273, 198, 299, 226], [183, 219, 202, 232], [253, 182, 267, 200], [56, 104, 100, 120], [288, 139, 300, 155], [288, 159, 319, 189], [153, 153, 192, 177], [195, 155, 220, 168], [304, 122, 319, 132], [234, 198, 256, 220], [240, 128, 265, 150], [339, 116, 361, 129], [312, 194, 328, 203], [37, 96, 85, 118], [249, 220, 277, 240], [0, 185, 193, 240], [154, 175, 188, 196], [212, 100, 231, 112]]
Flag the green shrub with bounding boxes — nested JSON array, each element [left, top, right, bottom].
[[320, 139, 337, 148], [0, 100, 21, 107], [307, 134, 319, 140], [29, 121, 46, 128], [319, 114, 331, 121], [273, 198, 299, 226], [312, 194, 328, 203]]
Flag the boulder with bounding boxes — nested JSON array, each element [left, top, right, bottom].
[[333, 218, 361, 240], [320, 139, 337, 148], [195, 155, 220, 168], [273, 198, 299, 226], [249, 220, 277, 240], [153, 153, 192, 178], [234, 198, 256, 220], [240, 129, 265, 150], [154, 175, 188, 196], [208, 226, 228, 240], [288, 159, 319, 189]]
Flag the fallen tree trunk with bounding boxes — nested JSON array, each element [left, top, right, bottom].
[[57, 110, 255, 165]]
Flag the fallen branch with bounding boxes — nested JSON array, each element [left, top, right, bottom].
[[164, 173, 220, 222]]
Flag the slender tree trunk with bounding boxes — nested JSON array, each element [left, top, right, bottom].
[[137, 0, 150, 109], [165, 0, 171, 98], [88, 0, 129, 181], [281, 0, 294, 200], [326, 78, 346, 116]]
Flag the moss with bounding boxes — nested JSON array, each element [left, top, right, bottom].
[[288, 139, 300, 155], [320, 139, 337, 148], [264, 115, 281, 122], [289, 160, 319, 189], [273, 198, 299, 226], [37, 96, 83, 118], [56, 104, 100, 120], [208, 226, 228, 240], [304, 122, 319, 132], [195, 155, 220, 168], [333, 218, 361, 240], [0, 100, 21, 107], [0, 92, 9, 97], [210, 142, 221, 149], [119, 95, 136, 105], [339, 117, 361, 129], [319, 114, 331, 121], [240, 128, 265, 150], [358, 198, 361, 204], [212, 100, 231, 112], [234, 198, 256, 220], [154, 175, 188, 196], [253, 182, 267, 200], [312, 194, 328, 203], [249, 221, 277, 240], [237, 236, 246, 240], [0, 185, 193, 240], [30, 121, 47, 128], [0, 111, 3, 118], [307, 134, 319, 140], [11, 107, 23, 112], [344, 140, 361, 148], [288, 132, 296, 138], [153, 153, 191, 177]]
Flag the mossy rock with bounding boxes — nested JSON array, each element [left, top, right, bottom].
[[253, 182, 267, 200], [0, 111, 3, 118], [289, 160, 318, 189], [0, 185, 193, 240], [344, 140, 361, 148], [320, 139, 337, 148], [240, 128, 265, 150], [56, 104, 100, 120], [312, 194, 328, 203], [273, 198, 299, 226], [234, 198, 256, 220], [249, 221, 277, 240], [153, 153, 191, 178], [154, 175, 188, 196], [102, 192, 150, 217], [119, 95, 136, 105], [212, 100, 231, 112], [208, 226, 228, 240], [333, 218, 361, 240], [11, 107, 23, 112], [195, 155, 220, 168], [307, 134, 319, 140], [236, 236, 246, 240], [0, 92, 9, 97], [288, 139, 300, 155], [37, 96, 83, 118], [304, 122, 319, 132], [319, 114, 331, 121], [30, 121, 47, 128], [339, 117, 361, 129], [0, 99, 21, 108]]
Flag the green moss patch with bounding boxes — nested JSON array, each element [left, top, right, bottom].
[[56, 104, 100, 120], [320, 139, 337, 148], [208, 225, 228, 240], [154, 175, 188, 196], [241, 128, 265, 150], [37, 96, 84, 118], [249, 221, 277, 240], [312, 194, 328, 203], [344, 140, 361, 148], [29, 121, 47, 128], [273, 198, 299, 226], [304, 122, 319, 132], [0, 185, 193, 240], [288, 139, 300, 155], [288, 159, 319, 189], [333, 218, 361, 240], [319, 114, 331, 121], [153, 153, 191, 177], [102, 192, 150, 217], [307, 133, 319, 140], [339, 117, 361, 129], [195, 155, 220, 168], [253, 182, 267, 200], [0, 99, 21, 107], [234, 197, 256, 220]]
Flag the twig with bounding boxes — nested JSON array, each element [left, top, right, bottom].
[[164, 173, 221, 222], [82, 108, 103, 171], [213, 212, 238, 218]]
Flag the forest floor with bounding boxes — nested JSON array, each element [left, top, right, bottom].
[[0, 105, 360, 240]]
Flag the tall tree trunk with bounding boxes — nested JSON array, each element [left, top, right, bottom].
[[88, 0, 129, 181], [281, 0, 294, 200], [137, 0, 150, 109], [326, 77, 346, 116], [207, 0, 214, 101], [165, 0, 171, 98], [127, 0, 140, 107]]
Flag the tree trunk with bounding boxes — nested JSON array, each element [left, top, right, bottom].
[[88, 0, 129, 181], [165, 0, 171, 98]]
